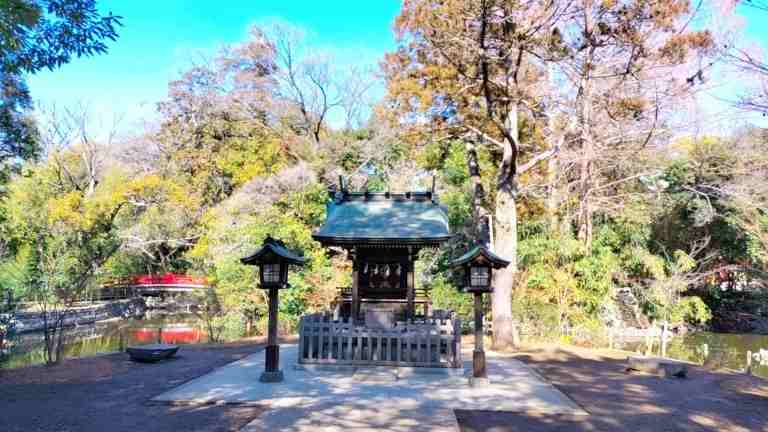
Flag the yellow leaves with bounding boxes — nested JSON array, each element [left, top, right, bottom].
[[215, 136, 286, 187], [186, 235, 210, 262], [125, 173, 202, 214], [671, 136, 730, 162], [9, 157, 194, 236], [672, 250, 696, 273], [166, 181, 202, 212], [671, 136, 695, 155], [47, 170, 130, 230], [125, 174, 163, 196], [47, 191, 85, 227], [633, 246, 666, 279]]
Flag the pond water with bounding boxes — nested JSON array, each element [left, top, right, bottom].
[[4, 315, 768, 379], [617, 332, 768, 379], [2, 312, 215, 369]]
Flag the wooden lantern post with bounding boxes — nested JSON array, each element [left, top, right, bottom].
[[449, 245, 510, 386], [241, 236, 306, 383]]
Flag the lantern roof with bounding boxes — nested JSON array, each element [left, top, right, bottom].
[[240, 236, 307, 266], [449, 245, 510, 269], [312, 191, 451, 247]]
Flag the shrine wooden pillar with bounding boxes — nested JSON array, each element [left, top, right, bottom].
[[265, 286, 280, 374], [406, 247, 416, 321], [351, 250, 360, 324], [472, 292, 486, 378]]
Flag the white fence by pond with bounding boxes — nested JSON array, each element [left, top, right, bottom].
[[298, 312, 462, 368]]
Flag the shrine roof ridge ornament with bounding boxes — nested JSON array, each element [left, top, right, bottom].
[[240, 235, 307, 266], [331, 190, 438, 203]]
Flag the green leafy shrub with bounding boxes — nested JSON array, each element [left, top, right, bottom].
[[669, 296, 711, 326], [258, 311, 300, 336], [512, 296, 560, 340], [215, 311, 250, 342], [429, 275, 472, 325], [441, 189, 472, 230], [567, 316, 611, 347]]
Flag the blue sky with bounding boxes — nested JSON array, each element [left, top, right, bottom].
[[27, 1, 401, 134], [26, 1, 768, 136]]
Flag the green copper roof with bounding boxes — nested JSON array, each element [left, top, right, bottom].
[[313, 192, 451, 246], [449, 245, 510, 268]]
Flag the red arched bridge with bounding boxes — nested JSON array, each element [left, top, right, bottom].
[[98, 273, 211, 300]]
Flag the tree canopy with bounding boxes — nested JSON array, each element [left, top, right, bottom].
[[0, 0, 121, 168], [2, 2, 768, 358]]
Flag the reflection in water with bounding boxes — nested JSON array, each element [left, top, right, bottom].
[[617, 332, 768, 379], [131, 326, 204, 345], [3, 313, 210, 369], [5, 314, 768, 381]]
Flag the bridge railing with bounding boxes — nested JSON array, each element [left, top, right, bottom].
[[102, 273, 208, 288], [98, 274, 210, 300]]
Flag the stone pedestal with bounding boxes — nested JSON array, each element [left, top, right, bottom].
[[468, 376, 490, 387], [473, 349, 487, 378], [259, 370, 284, 383]]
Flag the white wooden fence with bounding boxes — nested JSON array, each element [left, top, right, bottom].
[[298, 312, 462, 368]]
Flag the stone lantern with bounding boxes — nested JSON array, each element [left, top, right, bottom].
[[241, 235, 306, 382], [449, 245, 510, 385]]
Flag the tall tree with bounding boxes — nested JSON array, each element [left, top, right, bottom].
[[0, 0, 121, 165], [557, 0, 713, 249], [1, 106, 157, 364], [264, 23, 378, 148], [1, 0, 121, 74], [385, 0, 568, 349], [118, 34, 291, 273]]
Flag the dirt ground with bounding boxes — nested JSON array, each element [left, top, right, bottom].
[[2, 339, 766, 432], [0, 340, 269, 432], [457, 343, 768, 432]]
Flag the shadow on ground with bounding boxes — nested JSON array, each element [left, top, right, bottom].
[[154, 344, 584, 431], [0, 343, 267, 432], [457, 345, 767, 432]]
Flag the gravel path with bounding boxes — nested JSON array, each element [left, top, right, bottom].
[[0, 342, 266, 432]]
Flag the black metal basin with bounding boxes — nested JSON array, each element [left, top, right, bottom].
[[126, 344, 179, 362]]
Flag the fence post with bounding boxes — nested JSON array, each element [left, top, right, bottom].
[[746, 350, 752, 375], [453, 313, 462, 368]]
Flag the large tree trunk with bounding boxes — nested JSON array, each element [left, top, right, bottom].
[[492, 180, 520, 350], [466, 141, 490, 241], [491, 107, 521, 350]]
